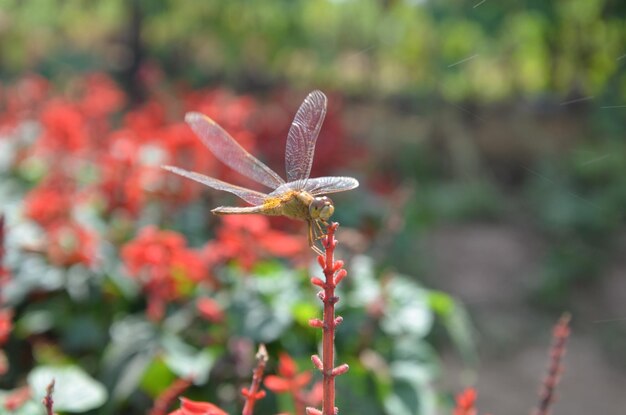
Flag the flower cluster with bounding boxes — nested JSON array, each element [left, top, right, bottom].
[[2, 73, 279, 270], [204, 215, 307, 271], [122, 226, 208, 321]]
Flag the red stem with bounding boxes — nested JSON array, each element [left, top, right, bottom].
[[533, 313, 571, 415], [307, 222, 348, 415], [242, 344, 268, 415], [148, 378, 192, 415], [43, 379, 55, 415]]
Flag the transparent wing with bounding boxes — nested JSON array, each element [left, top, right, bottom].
[[162, 165, 268, 206], [285, 90, 327, 182], [186, 112, 285, 189], [271, 176, 359, 197]]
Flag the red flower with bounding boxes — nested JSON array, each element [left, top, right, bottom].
[[204, 215, 306, 270], [122, 227, 207, 320], [167, 397, 227, 415], [24, 178, 74, 227], [264, 353, 321, 413], [46, 221, 96, 267], [454, 388, 477, 415], [0, 308, 13, 345], [38, 99, 88, 154], [265, 353, 312, 393], [196, 297, 224, 323], [0, 74, 49, 131], [78, 72, 125, 120]]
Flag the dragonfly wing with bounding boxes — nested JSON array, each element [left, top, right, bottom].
[[299, 176, 359, 196], [162, 165, 268, 206], [186, 112, 285, 189], [285, 90, 327, 182]]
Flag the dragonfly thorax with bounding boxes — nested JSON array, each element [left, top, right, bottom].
[[309, 196, 334, 221]]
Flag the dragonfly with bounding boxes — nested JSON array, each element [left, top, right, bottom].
[[162, 90, 359, 255]]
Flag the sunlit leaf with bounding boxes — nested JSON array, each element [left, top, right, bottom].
[[162, 334, 214, 384], [28, 366, 107, 412]]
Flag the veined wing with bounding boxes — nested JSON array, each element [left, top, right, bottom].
[[285, 90, 327, 182], [186, 112, 285, 189], [162, 165, 268, 206], [270, 176, 359, 197]]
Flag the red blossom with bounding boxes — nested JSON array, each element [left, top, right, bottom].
[[37, 99, 88, 154], [24, 178, 74, 227], [78, 72, 125, 120], [167, 397, 227, 415], [124, 100, 167, 141], [0, 215, 9, 288], [122, 227, 207, 320], [0, 74, 49, 131], [204, 215, 306, 270], [3, 386, 31, 411], [264, 353, 321, 414], [0, 309, 13, 345], [196, 297, 224, 323], [454, 388, 477, 415], [45, 221, 96, 267]]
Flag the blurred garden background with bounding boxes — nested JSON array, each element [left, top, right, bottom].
[[1, 0, 626, 414]]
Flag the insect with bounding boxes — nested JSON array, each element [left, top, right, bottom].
[[162, 90, 359, 255]]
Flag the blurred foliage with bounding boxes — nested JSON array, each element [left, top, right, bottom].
[[1, 0, 626, 101]]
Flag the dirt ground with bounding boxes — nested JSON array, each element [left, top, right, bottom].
[[424, 224, 626, 414]]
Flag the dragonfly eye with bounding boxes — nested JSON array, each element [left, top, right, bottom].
[[310, 196, 334, 221]]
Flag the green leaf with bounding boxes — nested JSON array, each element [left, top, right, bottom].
[[383, 362, 437, 415], [380, 276, 433, 338], [162, 334, 214, 384], [27, 365, 107, 412]]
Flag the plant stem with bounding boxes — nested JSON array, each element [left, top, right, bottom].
[[242, 344, 268, 415], [533, 313, 571, 415], [148, 378, 192, 415], [308, 222, 349, 415], [43, 379, 55, 415]]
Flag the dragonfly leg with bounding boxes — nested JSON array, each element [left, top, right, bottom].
[[308, 220, 324, 256], [313, 220, 327, 241]]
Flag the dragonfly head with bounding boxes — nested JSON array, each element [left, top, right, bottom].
[[309, 196, 334, 221]]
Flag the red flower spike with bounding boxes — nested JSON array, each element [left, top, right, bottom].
[[532, 313, 571, 415], [331, 364, 349, 377], [310, 277, 325, 287], [311, 355, 324, 371], [242, 344, 268, 415], [309, 318, 324, 329], [309, 222, 349, 415]]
